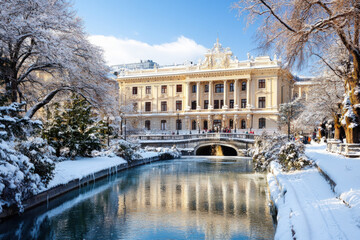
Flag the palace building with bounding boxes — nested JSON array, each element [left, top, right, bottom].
[[117, 40, 292, 133]]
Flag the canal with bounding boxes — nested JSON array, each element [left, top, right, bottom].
[[0, 157, 274, 240]]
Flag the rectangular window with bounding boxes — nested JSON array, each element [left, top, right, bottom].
[[204, 100, 209, 109], [229, 99, 234, 109], [204, 85, 209, 93], [176, 119, 182, 130], [214, 100, 219, 109], [215, 84, 224, 93], [220, 100, 224, 109], [161, 120, 166, 130], [191, 101, 196, 110], [192, 84, 197, 93], [133, 102, 138, 111], [241, 99, 247, 108], [146, 86, 151, 94], [161, 101, 167, 111], [241, 119, 246, 129], [176, 84, 182, 93], [132, 87, 138, 95], [258, 79, 266, 89], [145, 102, 151, 112], [176, 100, 182, 110], [258, 97, 266, 108], [242, 82, 246, 91], [161, 85, 167, 94], [229, 83, 234, 92]]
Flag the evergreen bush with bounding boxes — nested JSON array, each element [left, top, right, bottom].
[[43, 95, 104, 158]]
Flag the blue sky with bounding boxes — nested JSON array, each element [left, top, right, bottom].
[[73, 0, 310, 75], [72, 0, 263, 64]]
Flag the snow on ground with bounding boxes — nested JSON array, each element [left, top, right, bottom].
[[306, 143, 360, 228], [45, 156, 127, 191], [269, 143, 360, 240]]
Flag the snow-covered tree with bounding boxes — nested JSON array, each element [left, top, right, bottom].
[[42, 94, 103, 158], [278, 98, 303, 138], [0, 0, 116, 118], [233, 0, 360, 143], [295, 75, 344, 139]]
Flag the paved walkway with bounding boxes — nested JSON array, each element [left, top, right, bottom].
[[268, 143, 360, 240]]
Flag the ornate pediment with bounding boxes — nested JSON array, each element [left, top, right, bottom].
[[199, 38, 237, 69]]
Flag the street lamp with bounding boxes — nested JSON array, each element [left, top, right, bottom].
[[234, 122, 237, 133], [198, 121, 200, 134], [176, 110, 180, 135]]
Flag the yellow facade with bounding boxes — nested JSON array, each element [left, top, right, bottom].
[[117, 40, 292, 133]]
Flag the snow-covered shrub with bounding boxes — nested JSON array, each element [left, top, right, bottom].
[[251, 132, 287, 172], [108, 140, 141, 162], [0, 140, 43, 213], [0, 102, 41, 141], [144, 145, 181, 159], [16, 137, 56, 186], [278, 142, 313, 171], [0, 102, 56, 214], [252, 132, 312, 172]]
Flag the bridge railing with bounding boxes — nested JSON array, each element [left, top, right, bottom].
[[134, 133, 258, 141]]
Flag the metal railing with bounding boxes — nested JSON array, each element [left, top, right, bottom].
[[134, 133, 258, 141]]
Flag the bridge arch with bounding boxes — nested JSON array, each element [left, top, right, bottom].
[[194, 143, 239, 156]]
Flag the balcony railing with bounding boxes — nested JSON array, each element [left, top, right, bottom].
[[134, 133, 257, 141]]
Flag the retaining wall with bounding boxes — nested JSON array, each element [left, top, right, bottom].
[[0, 156, 166, 220]]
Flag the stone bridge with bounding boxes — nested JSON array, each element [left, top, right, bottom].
[[132, 133, 257, 156]]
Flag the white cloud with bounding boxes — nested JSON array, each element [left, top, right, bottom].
[[88, 35, 208, 66]]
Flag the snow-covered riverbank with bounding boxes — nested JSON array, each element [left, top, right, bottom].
[[268, 143, 360, 239], [43, 148, 173, 191]]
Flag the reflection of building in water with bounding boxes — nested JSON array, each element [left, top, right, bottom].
[[117, 171, 273, 239]]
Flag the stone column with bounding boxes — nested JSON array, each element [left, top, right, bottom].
[[197, 115, 201, 132], [223, 80, 228, 109], [246, 78, 251, 108], [169, 84, 174, 112], [196, 82, 201, 110], [247, 114, 252, 129], [208, 81, 213, 109], [222, 114, 227, 129], [234, 79, 239, 109], [208, 115, 212, 130], [154, 85, 158, 112], [234, 114, 238, 131], [185, 82, 191, 111]]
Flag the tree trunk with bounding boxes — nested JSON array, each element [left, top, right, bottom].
[[333, 114, 341, 140], [343, 51, 360, 143]]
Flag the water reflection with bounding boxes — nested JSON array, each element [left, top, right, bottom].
[[0, 157, 274, 240]]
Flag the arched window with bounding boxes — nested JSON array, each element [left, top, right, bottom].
[[161, 120, 166, 130], [176, 119, 182, 130], [203, 120, 208, 130], [229, 119, 233, 129], [192, 120, 197, 130], [259, 118, 266, 129], [145, 120, 151, 130], [241, 119, 246, 129]]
